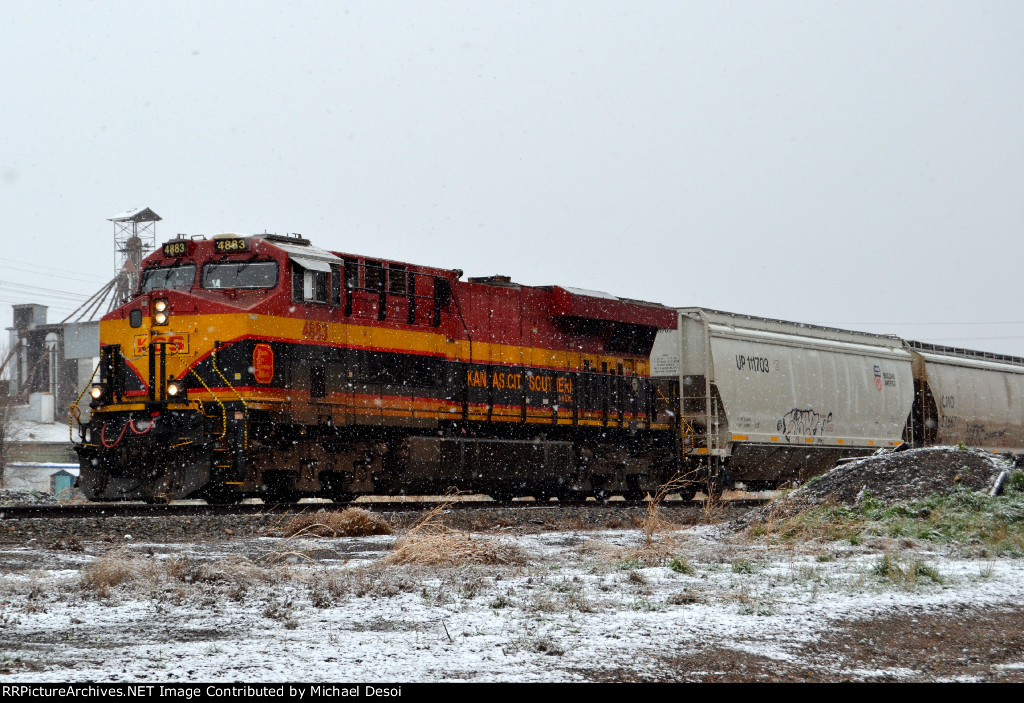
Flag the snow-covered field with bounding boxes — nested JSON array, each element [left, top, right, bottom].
[[2, 521, 1022, 682]]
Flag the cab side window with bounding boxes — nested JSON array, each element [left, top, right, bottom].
[[292, 263, 329, 304]]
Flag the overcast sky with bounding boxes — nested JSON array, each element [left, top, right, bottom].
[[2, 1, 1022, 357]]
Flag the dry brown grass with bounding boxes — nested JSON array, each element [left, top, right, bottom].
[[381, 496, 528, 567], [80, 548, 143, 596], [385, 532, 528, 566], [282, 508, 394, 538], [80, 548, 291, 598]]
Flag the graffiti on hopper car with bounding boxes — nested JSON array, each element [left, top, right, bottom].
[[777, 408, 834, 442]]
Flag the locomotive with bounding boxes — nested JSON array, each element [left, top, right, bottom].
[[74, 233, 681, 503]]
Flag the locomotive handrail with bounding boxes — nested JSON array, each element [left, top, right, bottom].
[[186, 366, 228, 440], [449, 282, 473, 421], [68, 361, 101, 442], [211, 345, 249, 449], [656, 384, 696, 450]]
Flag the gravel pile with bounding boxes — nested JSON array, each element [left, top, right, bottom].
[[0, 489, 62, 506]]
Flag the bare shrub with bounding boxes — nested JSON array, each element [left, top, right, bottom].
[[308, 572, 338, 608], [643, 471, 699, 544], [282, 508, 394, 538], [262, 596, 299, 629], [701, 469, 727, 524]]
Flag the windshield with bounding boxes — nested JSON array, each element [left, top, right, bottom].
[[140, 265, 197, 292], [201, 261, 278, 289]]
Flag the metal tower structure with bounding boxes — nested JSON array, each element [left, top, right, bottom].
[[64, 207, 162, 322], [110, 207, 160, 304]]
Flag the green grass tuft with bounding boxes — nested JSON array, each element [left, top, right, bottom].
[[668, 557, 695, 575]]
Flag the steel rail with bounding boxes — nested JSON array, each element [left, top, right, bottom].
[[0, 497, 770, 521]]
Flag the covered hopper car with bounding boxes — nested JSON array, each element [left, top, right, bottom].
[[905, 340, 1024, 454], [650, 308, 1024, 491]]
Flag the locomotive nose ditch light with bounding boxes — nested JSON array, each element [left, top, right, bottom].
[[89, 384, 107, 404], [166, 380, 186, 399]]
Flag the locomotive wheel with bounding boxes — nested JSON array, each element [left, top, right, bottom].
[[262, 471, 299, 504], [204, 490, 241, 505]]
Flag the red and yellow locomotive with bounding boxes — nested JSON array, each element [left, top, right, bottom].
[[74, 233, 678, 503]]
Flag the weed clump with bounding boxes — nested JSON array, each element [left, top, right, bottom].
[[668, 557, 695, 575], [872, 552, 943, 587]]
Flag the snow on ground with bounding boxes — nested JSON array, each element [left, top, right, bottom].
[[1, 522, 1021, 682]]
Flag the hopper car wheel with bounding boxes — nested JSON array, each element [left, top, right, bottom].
[[557, 490, 586, 503], [677, 486, 698, 502]]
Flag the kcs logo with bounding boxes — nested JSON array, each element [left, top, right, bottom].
[[133, 334, 189, 356]]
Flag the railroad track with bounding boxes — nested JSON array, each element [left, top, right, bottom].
[[0, 496, 770, 521]]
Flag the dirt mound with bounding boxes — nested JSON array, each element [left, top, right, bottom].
[[798, 446, 1014, 505], [736, 446, 1017, 529]]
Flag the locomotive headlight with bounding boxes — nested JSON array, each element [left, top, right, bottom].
[[152, 299, 170, 325], [166, 380, 186, 399]]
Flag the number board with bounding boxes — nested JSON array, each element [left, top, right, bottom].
[[214, 238, 248, 253], [162, 241, 190, 257]]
